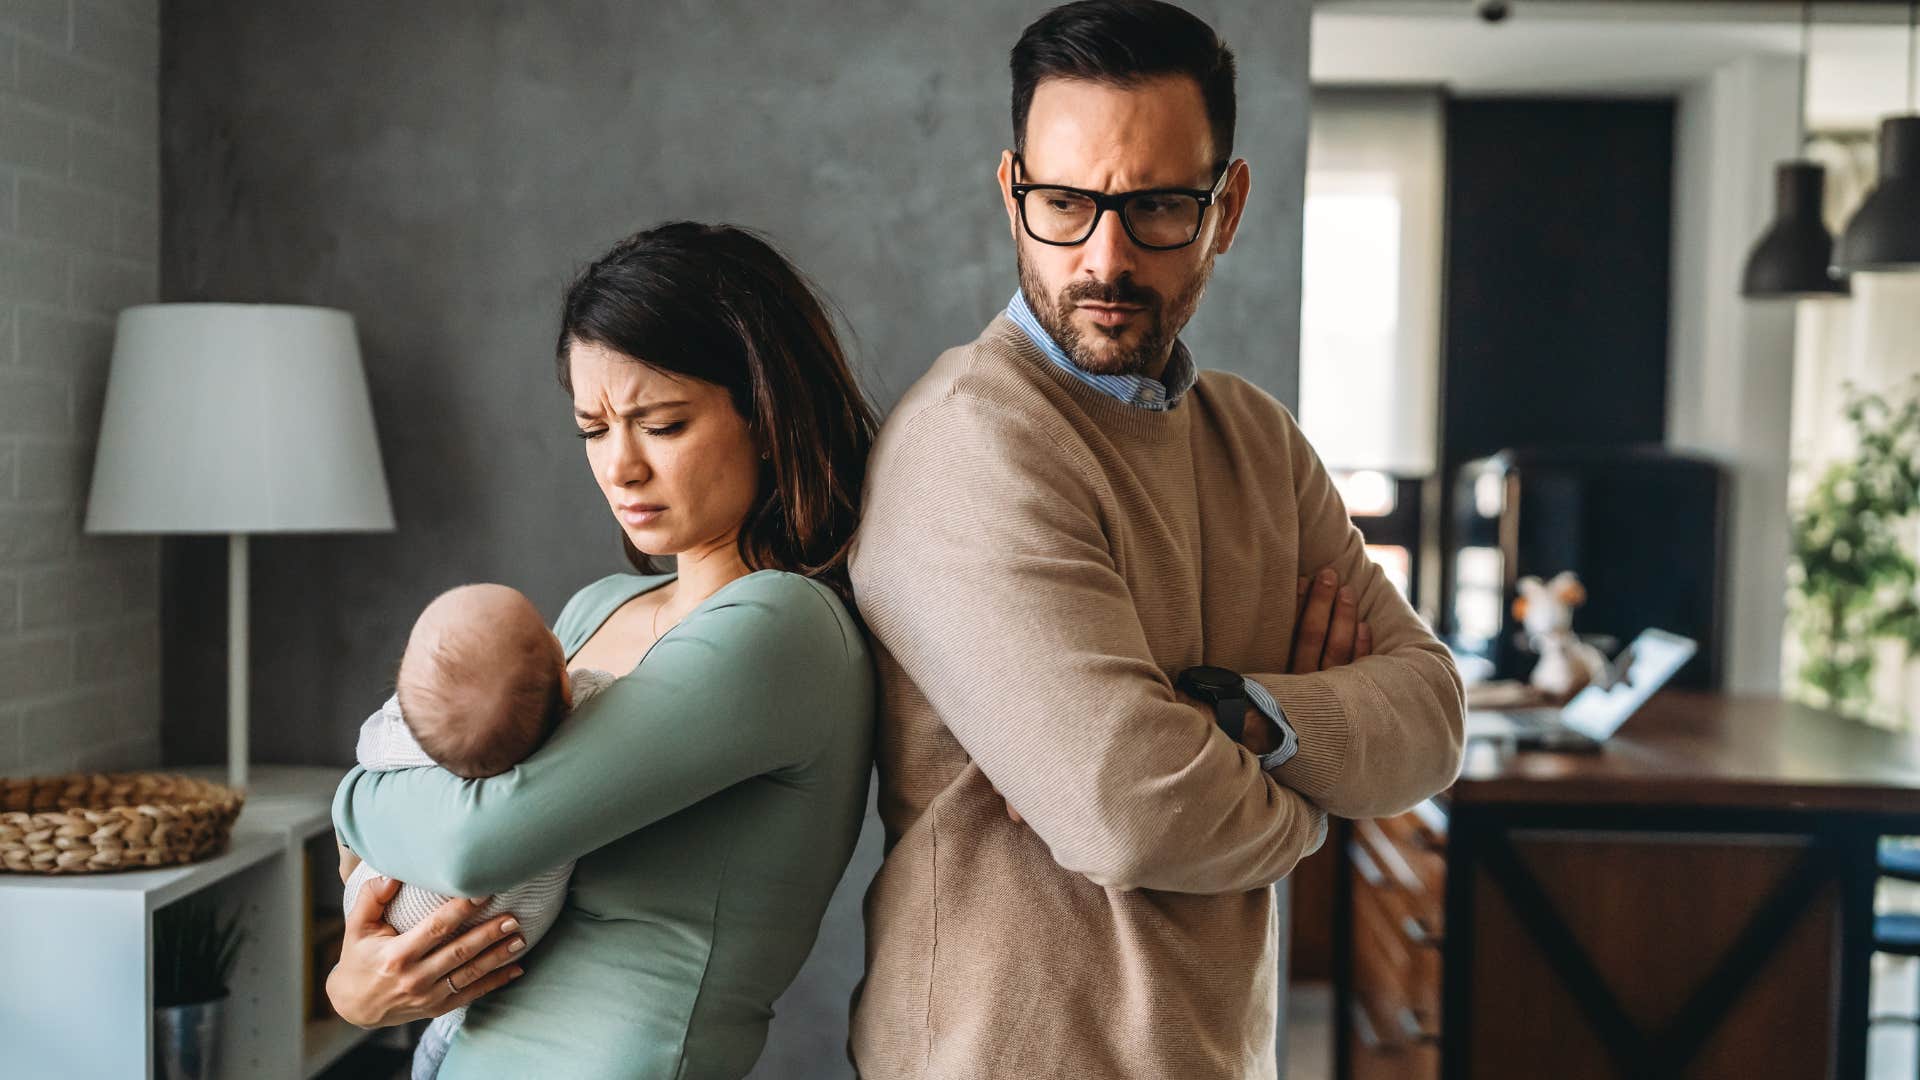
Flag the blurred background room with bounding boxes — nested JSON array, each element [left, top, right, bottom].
[[2, 1, 1920, 1077]]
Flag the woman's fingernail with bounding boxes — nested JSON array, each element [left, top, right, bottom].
[[501, 918, 518, 934], [1297, 577, 1308, 595], [510, 966, 525, 979], [1339, 587, 1354, 604], [1320, 568, 1338, 585], [509, 937, 526, 953]]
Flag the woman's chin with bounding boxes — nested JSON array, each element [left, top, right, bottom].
[[622, 529, 676, 558]]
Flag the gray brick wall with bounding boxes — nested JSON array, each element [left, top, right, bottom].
[[0, 0, 159, 776]]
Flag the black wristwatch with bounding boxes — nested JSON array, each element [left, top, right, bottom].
[[1176, 664, 1302, 770], [1176, 665, 1249, 742]]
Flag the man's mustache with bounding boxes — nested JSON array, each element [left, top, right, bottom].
[[1060, 278, 1160, 309]]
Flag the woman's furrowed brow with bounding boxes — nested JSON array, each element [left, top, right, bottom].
[[574, 400, 691, 420]]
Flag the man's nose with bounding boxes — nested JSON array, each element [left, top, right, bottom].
[[1078, 207, 1138, 282]]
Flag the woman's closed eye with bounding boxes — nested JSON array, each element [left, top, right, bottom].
[[574, 421, 686, 441]]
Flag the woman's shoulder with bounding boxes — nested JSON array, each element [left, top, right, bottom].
[[705, 570, 865, 665], [718, 568, 860, 634]]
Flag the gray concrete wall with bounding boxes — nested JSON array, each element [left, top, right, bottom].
[[1, 0, 161, 777], [160, 1, 1309, 1074]]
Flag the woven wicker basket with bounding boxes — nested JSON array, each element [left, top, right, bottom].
[[0, 772, 244, 874]]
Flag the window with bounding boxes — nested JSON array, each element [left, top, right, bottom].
[[1305, 90, 1446, 607]]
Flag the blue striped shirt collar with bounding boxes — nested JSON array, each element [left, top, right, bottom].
[[1005, 290, 1195, 411]]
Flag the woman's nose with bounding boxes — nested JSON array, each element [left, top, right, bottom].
[[600, 426, 652, 488]]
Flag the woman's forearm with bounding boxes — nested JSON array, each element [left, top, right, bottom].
[[330, 573, 858, 896]]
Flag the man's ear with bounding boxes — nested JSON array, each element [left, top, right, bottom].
[[996, 150, 1020, 240], [1213, 159, 1253, 255]]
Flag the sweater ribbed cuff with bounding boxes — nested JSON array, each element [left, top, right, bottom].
[[1253, 675, 1348, 805]]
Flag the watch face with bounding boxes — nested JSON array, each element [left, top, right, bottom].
[[1183, 665, 1241, 695]]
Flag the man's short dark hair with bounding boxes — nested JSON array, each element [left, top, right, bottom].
[[1010, 0, 1238, 167]]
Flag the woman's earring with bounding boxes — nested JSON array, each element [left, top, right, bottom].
[[760, 450, 770, 460]]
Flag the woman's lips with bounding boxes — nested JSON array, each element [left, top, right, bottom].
[[618, 504, 666, 526], [1079, 303, 1142, 328]]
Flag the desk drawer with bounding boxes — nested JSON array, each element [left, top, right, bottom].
[[1354, 814, 1445, 940], [1348, 833, 1442, 1064]]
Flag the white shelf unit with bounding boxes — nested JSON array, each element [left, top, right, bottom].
[[0, 765, 374, 1079]]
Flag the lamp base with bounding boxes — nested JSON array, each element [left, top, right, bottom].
[[228, 533, 248, 791]]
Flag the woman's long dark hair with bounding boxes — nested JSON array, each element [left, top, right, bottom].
[[555, 222, 878, 603]]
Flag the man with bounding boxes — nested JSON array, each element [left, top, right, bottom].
[[847, 2, 1465, 1076]]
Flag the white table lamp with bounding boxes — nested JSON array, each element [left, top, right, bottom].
[[85, 304, 395, 789]]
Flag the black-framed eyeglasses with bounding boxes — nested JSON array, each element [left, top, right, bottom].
[[1009, 154, 1231, 251]]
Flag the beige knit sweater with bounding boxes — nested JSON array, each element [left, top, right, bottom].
[[847, 315, 1465, 1080]]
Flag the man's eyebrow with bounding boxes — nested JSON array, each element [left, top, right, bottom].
[[573, 400, 690, 421]]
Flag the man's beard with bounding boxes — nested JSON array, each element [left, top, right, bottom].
[[1017, 249, 1212, 378]]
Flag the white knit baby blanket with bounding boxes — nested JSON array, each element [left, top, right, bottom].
[[341, 667, 616, 1064]]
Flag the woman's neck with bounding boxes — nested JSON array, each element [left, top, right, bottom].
[[662, 535, 751, 619]]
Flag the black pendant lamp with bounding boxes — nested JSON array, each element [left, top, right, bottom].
[[1742, 0, 1850, 298], [1834, 0, 1920, 274]]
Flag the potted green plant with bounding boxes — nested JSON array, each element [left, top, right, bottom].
[[1787, 378, 1920, 725], [153, 895, 246, 1080]]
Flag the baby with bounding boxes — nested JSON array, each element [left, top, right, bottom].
[[341, 583, 613, 1080]]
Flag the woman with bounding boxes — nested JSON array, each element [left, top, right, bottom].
[[327, 222, 879, 1079]]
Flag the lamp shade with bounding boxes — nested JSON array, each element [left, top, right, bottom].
[[1834, 115, 1920, 274], [1740, 161, 1850, 298], [85, 304, 395, 534]]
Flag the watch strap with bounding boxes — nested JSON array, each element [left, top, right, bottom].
[[1213, 695, 1247, 743], [1246, 678, 1300, 770]]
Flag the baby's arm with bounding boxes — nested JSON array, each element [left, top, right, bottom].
[[342, 858, 572, 948]]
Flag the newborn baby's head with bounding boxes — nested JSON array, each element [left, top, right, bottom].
[[395, 583, 570, 779]]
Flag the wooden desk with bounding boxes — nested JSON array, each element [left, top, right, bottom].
[[1332, 692, 1920, 1080]]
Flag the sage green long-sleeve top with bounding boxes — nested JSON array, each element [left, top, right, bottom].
[[331, 570, 874, 1080]]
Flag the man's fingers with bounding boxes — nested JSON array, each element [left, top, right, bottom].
[[443, 963, 524, 1013], [345, 876, 400, 936], [1356, 621, 1374, 658], [1290, 568, 1339, 673], [1322, 586, 1359, 668]]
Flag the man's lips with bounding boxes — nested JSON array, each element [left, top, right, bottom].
[[1079, 302, 1143, 327]]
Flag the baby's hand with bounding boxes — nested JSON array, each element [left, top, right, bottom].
[[337, 834, 362, 884]]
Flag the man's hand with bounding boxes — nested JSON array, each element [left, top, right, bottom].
[[1001, 566, 1373, 822], [1241, 567, 1373, 755], [1290, 567, 1372, 675]]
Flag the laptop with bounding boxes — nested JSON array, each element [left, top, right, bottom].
[[1465, 628, 1698, 751]]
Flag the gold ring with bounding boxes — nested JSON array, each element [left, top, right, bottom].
[[446, 974, 459, 996]]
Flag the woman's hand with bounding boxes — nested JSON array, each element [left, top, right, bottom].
[[325, 875, 527, 1029]]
